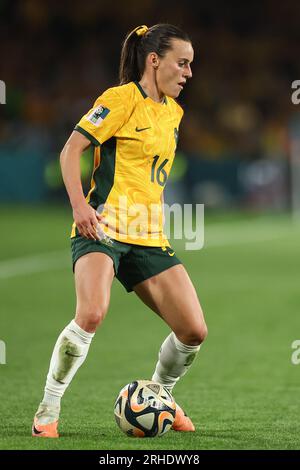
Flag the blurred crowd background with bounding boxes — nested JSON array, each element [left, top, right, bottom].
[[1, 0, 300, 211]]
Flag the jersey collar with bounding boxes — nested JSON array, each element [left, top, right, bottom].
[[134, 81, 168, 105]]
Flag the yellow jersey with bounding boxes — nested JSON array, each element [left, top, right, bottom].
[[72, 81, 183, 246]]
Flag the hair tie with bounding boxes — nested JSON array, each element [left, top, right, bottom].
[[134, 25, 148, 37]]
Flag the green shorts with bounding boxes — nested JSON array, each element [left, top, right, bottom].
[[71, 235, 181, 292]]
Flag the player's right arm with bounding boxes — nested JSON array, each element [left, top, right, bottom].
[[60, 131, 102, 240], [62, 86, 130, 240]]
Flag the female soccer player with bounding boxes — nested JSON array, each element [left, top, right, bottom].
[[32, 23, 208, 438]]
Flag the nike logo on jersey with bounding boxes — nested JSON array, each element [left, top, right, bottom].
[[135, 126, 151, 132]]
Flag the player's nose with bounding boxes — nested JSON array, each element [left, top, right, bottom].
[[186, 64, 192, 78]]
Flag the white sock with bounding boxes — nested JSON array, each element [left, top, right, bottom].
[[41, 320, 95, 408], [152, 332, 201, 393]]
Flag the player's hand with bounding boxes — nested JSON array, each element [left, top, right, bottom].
[[73, 202, 103, 240]]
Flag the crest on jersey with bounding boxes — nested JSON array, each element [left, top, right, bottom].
[[86, 105, 110, 126], [174, 127, 179, 145]]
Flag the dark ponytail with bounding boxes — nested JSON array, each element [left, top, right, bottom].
[[119, 24, 191, 85]]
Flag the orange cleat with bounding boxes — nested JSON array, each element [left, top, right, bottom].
[[32, 403, 60, 438], [171, 403, 195, 432], [32, 417, 59, 438]]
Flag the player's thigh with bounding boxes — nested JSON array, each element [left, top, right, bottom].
[[134, 264, 207, 344], [74, 252, 114, 319]]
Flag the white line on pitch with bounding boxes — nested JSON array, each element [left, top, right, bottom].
[[0, 222, 297, 280], [0, 250, 70, 280]]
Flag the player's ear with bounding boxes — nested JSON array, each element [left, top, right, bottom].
[[148, 52, 160, 69]]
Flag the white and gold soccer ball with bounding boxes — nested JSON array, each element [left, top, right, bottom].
[[114, 380, 176, 437]]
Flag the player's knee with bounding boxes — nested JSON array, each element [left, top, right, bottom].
[[89, 304, 109, 328], [198, 322, 208, 343], [182, 323, 208, 346], [76, 302, 109, 331], [85, 314, 102, 330]]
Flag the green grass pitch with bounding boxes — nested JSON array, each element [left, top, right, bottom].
[[0, 204, 299, 450]]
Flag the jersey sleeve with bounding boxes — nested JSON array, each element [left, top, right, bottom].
[[75, 88, 127, 146]]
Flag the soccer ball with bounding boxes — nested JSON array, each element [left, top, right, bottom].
[[114, 380, 176, 437]]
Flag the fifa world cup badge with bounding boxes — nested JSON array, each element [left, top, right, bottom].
[[87, 105, 110, 126]]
